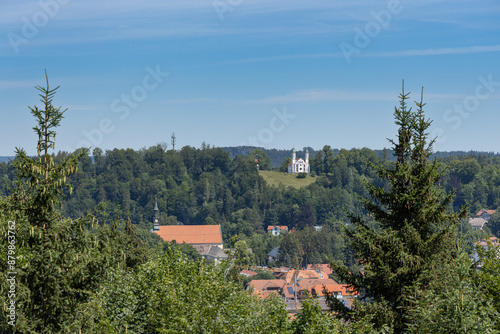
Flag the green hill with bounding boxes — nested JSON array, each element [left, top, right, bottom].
[[259, 170, 316, 188]]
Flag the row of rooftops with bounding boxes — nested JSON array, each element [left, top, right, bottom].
[[244, 267, 357, 312]]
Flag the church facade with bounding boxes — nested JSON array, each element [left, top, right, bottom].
[[288, 149, 310, 174]]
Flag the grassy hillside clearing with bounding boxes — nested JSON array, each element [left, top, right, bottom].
[[259, 171, 316, 188]]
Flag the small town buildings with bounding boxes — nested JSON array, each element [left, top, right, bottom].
[[282, 278, 337, 301], [267, 247, 280, 262], [469, 217, 488, 230], [476, 209, 496, 221], [267, 225, 288, 236], [247, 279, 286, 299], [288, 148, 310, 174], [204, 244, 229, 264]]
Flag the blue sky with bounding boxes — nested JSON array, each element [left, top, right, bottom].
[[1, 0, 499, 156]]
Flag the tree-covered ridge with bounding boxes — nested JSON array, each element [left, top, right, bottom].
[[2, 134, 500, 267], [3, 144, 500, 233]]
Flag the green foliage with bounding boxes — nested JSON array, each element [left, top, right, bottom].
[[0, 75, 152, 333], [3, 76, 500, 332], [291, 299, 342, 334], [278, 223, 348, 268], [330, 85, 467, 331], [406, 252, 498, 333], [248, 149, 271, 170], [0, 73, 100, 333], [475, 238, 500, 329], [487, 211, 500, 237], [280, 157, 292, 172], [87, 246, 291, 333]]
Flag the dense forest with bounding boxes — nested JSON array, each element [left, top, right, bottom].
[[2, 79, 500, 332], [2, 135, 500, 268]]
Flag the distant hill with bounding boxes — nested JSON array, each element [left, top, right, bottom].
[[221, 146, 500, 167], [220, 146, 316, 168], [258, 170, 317, 188], [0, 157, 13, 163]]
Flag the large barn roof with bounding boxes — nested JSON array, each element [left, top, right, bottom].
[[154, 225, 222, 244]]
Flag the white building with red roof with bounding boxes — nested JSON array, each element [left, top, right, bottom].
[[267, 225, 288, 236]]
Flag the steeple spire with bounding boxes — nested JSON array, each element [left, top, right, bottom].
[[153, 197, 160, 231]]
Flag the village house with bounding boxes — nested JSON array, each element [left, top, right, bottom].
[[282, 278, 337, 301], [267, 225, 288, 236], [151, 199, 226, 260], [239, 269, 258, 278], [154, 224, 224, 256], [469, 217, 488, 230], [307, 264, 333, 276], [247, 279, 286, 299], [476, 209, 496, 221], [283, 269, 330, 283], [267, 247, 280, 262]]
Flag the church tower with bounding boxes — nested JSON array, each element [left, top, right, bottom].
[[153, 197, 160, 231], [287, 148, 310, 174]]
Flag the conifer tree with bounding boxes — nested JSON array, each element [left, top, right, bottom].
[[0, 72, 99, 333], [329, 83, 466, 331]]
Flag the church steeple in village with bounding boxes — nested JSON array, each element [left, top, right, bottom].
[[153, 197, 160, 231]]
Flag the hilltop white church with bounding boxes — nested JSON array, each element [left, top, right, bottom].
[[288, 149, 310, 174]]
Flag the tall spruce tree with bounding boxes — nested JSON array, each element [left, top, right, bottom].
[[329, 84, 466, 331], [0, 73, 99, 333]]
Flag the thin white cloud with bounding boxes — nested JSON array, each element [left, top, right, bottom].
[[241, 90, 490, 105], [210, 44, 500, 66], [364, 45, 500, 57], [244, 89, 396, 104]]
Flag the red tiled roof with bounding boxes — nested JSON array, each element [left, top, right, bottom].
[[267, 225, 288, 231], [284, 270, 329, 283], [307, 264, 333, 275], [154, 225, 222, 244], [476, 209, 496, 216], [254, 290, 281, 299], [240, 269, 258, 277], [475, 237, 500, 248], [248, 279, 286, 293], [283, 278, 337, 299], [312, 284, 358, 297]]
